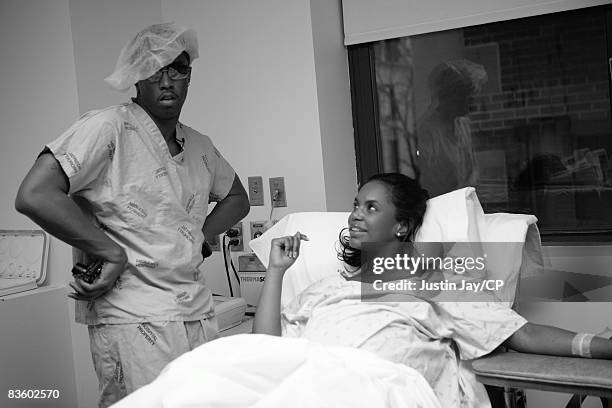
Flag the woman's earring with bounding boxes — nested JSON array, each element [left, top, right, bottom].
[[395, 231, 407, 241]]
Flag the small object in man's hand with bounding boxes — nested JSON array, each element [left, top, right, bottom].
[[72, 259, 104, 284]]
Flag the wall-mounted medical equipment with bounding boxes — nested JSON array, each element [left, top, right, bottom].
[[237, 254, 266, 309], [0, 230, 49, 297]]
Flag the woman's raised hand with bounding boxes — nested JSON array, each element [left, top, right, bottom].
[[268, 232, 309, 272]]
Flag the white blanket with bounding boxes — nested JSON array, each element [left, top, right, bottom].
[[282, 275, 527, 408], [112, 333, 441, 408]]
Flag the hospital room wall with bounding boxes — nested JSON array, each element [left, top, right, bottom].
[[0, 0, 80, 287], [0, 1, 81, 406]]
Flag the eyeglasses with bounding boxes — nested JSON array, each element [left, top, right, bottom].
[[146, 63, 191, 83]]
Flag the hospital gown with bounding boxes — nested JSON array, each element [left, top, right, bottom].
[[47, 101, 235, 324], [281, 275, 527, 408]]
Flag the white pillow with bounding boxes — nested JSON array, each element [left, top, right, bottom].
[[249, 187, 484, 307], [249, 212, 348, 307], [415, 187, 485, 242], [482, 213, 540, 305]]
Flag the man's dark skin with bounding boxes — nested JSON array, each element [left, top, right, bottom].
[[15, 51, 249, 300]]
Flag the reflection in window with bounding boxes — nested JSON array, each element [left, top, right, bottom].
[[374, 6, 612, 234]]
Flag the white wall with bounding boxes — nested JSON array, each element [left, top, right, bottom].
[[69, 0, 163, 114], [0, 1, 79, 406], [310, 0, 358, 211], [0, 0, 79, 288]]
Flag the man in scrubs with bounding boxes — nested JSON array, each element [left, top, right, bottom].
[[15, 22, 250, 406]]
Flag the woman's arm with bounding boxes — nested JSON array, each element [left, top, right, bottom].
[[253, 232, 308, 336], [252, 266, 286, 336], [504, 322, 612, 359]]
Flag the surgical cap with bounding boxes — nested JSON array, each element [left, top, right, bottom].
[[105, 22, 199, 92], [429, 60, 488, 99]]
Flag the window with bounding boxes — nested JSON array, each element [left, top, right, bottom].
[[348, 5, 612, 237]]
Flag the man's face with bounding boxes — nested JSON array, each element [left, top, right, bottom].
[[135, 52, 191, 121]]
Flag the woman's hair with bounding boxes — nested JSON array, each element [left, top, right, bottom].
[[338, 173, 430, 269]]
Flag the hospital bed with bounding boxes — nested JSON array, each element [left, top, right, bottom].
[[468, 210, 612, 407], [471, 258, 612, 407], [473, 352, 612, 407], [248, 188, 612, 408], [113, 187, 612, 407]]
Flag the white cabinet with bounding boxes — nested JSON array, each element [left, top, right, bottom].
[[0, 286, 77, 408]]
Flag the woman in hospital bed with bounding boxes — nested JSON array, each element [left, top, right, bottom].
[[252, 173, 612, 408], [114, 173, 612, 408]]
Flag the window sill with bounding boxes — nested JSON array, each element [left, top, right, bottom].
[[540, 232, 612, 246]]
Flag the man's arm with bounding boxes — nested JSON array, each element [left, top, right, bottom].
[[202, 174, 250, 241], [15, 153, 127, 297]]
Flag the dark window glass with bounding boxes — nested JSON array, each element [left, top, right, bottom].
[[365, 5, 612, 235]]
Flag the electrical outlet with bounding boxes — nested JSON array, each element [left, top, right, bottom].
[[247, 176, 264, 206], [226, 222, 243, 252], [208, 234, 221, 251], [269, 177, 287, 207], [250, 221, 268, 241]]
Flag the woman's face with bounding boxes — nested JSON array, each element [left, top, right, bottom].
[[348, 180, 401, 249]]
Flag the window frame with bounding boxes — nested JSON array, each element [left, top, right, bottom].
[[347, 6, 612, 243]]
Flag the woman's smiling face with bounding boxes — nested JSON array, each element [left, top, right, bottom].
[[347, 180, 401, 249]]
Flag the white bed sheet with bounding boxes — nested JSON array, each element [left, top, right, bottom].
[[111, 333, 441, 408]]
